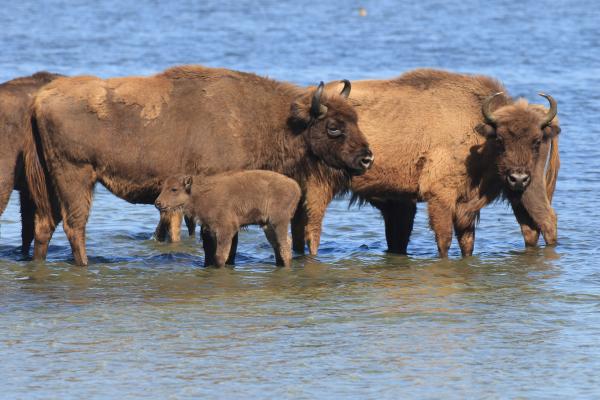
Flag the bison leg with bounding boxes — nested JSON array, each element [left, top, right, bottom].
[[168, 211, 182, 243], [453, 206, 478, 257], [264, 222, 292, 267], [373, 199, 417, 255], [428, 198, 454, 258], [510, 199, 540, 247], [184, 215, 196, 236], [0, 163, 13, 218], [32, 209, 61, 261], [53, 165, 95, 266], [19, 188, 35, 256], [201, 225, 216, 267], [518, 182, 557, 246], [291, 203, 308, 253], [154, 211, 170, 242], [304, 181, 336, 256]]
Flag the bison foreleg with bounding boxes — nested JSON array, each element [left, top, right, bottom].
[[428, 198, 454, 258], [453, 206, 478, 257]]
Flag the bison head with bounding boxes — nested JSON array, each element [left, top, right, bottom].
[[477, 93, 560, 192], [291, 80, 373, 175], [155, 175, 193, 212]]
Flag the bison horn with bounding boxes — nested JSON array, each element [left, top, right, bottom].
[[538, 93, 557, 127], [311, 81, 328, 118], [482, 92, 504, 125], [340, 79, 351, 98]]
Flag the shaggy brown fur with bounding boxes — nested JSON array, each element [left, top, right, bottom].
[[0, 72, 62, 254], [292, 69, 560, 257], [155, 170, 301, 267], [24, 65, 371, 266]]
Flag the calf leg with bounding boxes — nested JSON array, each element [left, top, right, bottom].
[[19, 189, 35, 256], [428, 197, 454, 258], [213, 229, 235, 268], [373, 199, 417, 254], [453, 205, 478, 257], [264, 222, 292, 267]]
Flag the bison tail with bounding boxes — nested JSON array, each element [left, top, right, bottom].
[[23, 109, 52, 217], [545, 135, 560, 203]]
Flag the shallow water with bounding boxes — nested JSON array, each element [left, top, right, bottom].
[[1, 0, 600, 398]]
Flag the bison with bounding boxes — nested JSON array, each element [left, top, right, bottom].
[[291, 69, 560, 257], [0, 72, 62, 255], [155, 171, 301, 267], [24, 65, 372, 266]]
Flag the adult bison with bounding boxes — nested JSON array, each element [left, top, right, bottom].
[[292, 69, 559, 257], [0, 72, 62, 254], [25, 65, 372, 266]]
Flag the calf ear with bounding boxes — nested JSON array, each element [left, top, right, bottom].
[[475, 123, 496, 138], [543, 125, 561, 138], [182, 175, 193, 192]]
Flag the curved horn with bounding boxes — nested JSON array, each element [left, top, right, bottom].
[[340, 79, 351, 98], [482, 92, 503, 125], [311, 81, 326, 118], [538, 93, 557, 127]]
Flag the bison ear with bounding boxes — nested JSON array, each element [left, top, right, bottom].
[[475, 123, 496, 138], [543, 125, 561, 138], [182, 175, 193, 192]]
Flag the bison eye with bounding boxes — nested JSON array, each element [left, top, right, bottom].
[[327, 127, 345, 138], [533, 138, 542, 147], [171, 188, 178, 193]]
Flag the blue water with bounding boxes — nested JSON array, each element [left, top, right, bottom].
[[1, 0, 600, 398]]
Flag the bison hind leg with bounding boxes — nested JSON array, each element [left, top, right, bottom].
[[264, 222, 292, 267], [19, 189, 35, 256]]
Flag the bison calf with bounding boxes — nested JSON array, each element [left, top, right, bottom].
[[155, 170, 301, 268]]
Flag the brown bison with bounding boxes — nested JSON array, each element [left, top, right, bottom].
[[155, 170, 301, 267], [0, 72, 62, 254], [291, 69, 560, 257], [24, 65, 372, 266]]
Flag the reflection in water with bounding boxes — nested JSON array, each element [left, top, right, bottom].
[[1, 0, 600, 397]]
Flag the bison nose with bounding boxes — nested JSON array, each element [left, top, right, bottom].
[[155, 200, 163, 210], [507, 172, 531, 190], [360, 150, 374, 170]]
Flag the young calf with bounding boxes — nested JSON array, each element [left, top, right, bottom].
[[155, 170, 301, 267]]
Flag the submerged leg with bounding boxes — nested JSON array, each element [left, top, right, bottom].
[[428, 197, 454, 258], [264, 222, 292, 267], [453, 205, 478, 257], [184, 215, 196, 237], [373, 199, 417, 254], [19, 189, 35, 256]]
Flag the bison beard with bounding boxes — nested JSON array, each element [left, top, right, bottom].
[[291, 69, 560, 258], [23, 65, 371, 266], [0, 72, 62, 255]]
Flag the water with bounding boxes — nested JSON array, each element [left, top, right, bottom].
[[1, 0, 600, 398]]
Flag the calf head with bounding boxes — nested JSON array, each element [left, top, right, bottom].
[[155, 175, 193, 211], [478, 93, 560, 192], [290, 80, 373, 175]]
